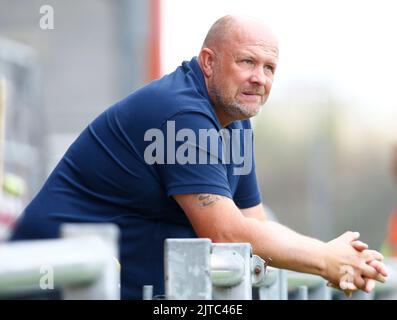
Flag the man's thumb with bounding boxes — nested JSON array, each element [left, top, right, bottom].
[[340, 231, 360, 242]]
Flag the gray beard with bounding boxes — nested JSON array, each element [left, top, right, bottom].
[[209, 86, 262, 121]]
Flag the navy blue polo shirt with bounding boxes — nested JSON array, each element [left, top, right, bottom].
[[11, 57, 262, 299]]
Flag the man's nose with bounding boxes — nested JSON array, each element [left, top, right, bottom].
[[249, 67, 267, 87]]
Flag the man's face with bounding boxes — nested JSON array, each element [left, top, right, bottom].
[[207, 33, 278, 122]]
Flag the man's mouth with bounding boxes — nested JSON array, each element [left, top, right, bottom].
[[239, 92, 263, 101], [242, 92, 262, 96]]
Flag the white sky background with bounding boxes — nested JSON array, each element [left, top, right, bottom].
[[161, 0, 397, 142]]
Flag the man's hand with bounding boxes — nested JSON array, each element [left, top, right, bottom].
[[327, 259, 386, 297], [174, 194, 388, 296], [324, 231, 387, 297]]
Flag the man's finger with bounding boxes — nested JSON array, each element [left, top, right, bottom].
[[345, 281, 357, 291], [331, 281, 353, 297], [351, 240, 368, 251], [361, 250, 384, 262], [330, 280, 358, 297], [352, 273, 366, 289], [340, 281, 356, 297], [340, 280, 349, 290], [364, 279, 376, 293], [368, 260, 388, 277], [361, 263, 387, 283], [341, 231, 360, 243]]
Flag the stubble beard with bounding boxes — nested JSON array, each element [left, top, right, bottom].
[[208, 79, 264, 122]]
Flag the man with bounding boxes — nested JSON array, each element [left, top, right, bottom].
[[11, 15, 387, 299]]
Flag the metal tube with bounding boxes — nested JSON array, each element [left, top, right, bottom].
[[0, 236, 110, 297], [258, 266, 279, 287], [297, 285, 308, 300], [210, 251, 245, 287], [143, 285, 153, 300], [287, 271, 324, 291]]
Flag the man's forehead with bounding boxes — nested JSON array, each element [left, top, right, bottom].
[[232, 42, 279, 62], [230, 21, 279, 55], [237, 42, 278, 55]]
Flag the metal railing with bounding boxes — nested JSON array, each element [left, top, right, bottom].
[[152, 238, 397, 300], [1, 232, 395, 300], [0, 223, 120, 299]]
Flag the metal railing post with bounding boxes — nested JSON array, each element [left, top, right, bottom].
[[60, 223, 120, 300], [279, 269, 288, 300], [0, 223, 120, 299], [143, 285, 153, 300], [211, 243, 252, 300], [257, 267, 280, 300], [164, 238, 212, 300], [297, 285, 308, 300], [309, 281, 331, 300], [287, 271, 331, 300]]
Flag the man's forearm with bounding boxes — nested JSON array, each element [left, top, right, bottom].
[[175, 194, 384, 287], [239, 218, 327, 277]]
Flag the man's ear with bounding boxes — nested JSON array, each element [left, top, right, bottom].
[[198, 48, 215, 78]]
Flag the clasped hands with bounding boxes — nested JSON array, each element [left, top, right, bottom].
[[324, 231, 388, 298]]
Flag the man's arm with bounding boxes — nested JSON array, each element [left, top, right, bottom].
[[240, 203, 267, 222], [174, 193, 386, 290]]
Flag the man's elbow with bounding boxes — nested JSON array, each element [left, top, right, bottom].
[[198, 218, 251, 244]]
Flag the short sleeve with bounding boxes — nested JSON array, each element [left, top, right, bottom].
[[153, 110, 233, 199], [232, 121, 262, 209], [233, 155, 262, 209]]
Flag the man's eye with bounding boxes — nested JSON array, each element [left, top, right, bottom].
[[264, 65, 274, 73], [242, 59, 254, 65]]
